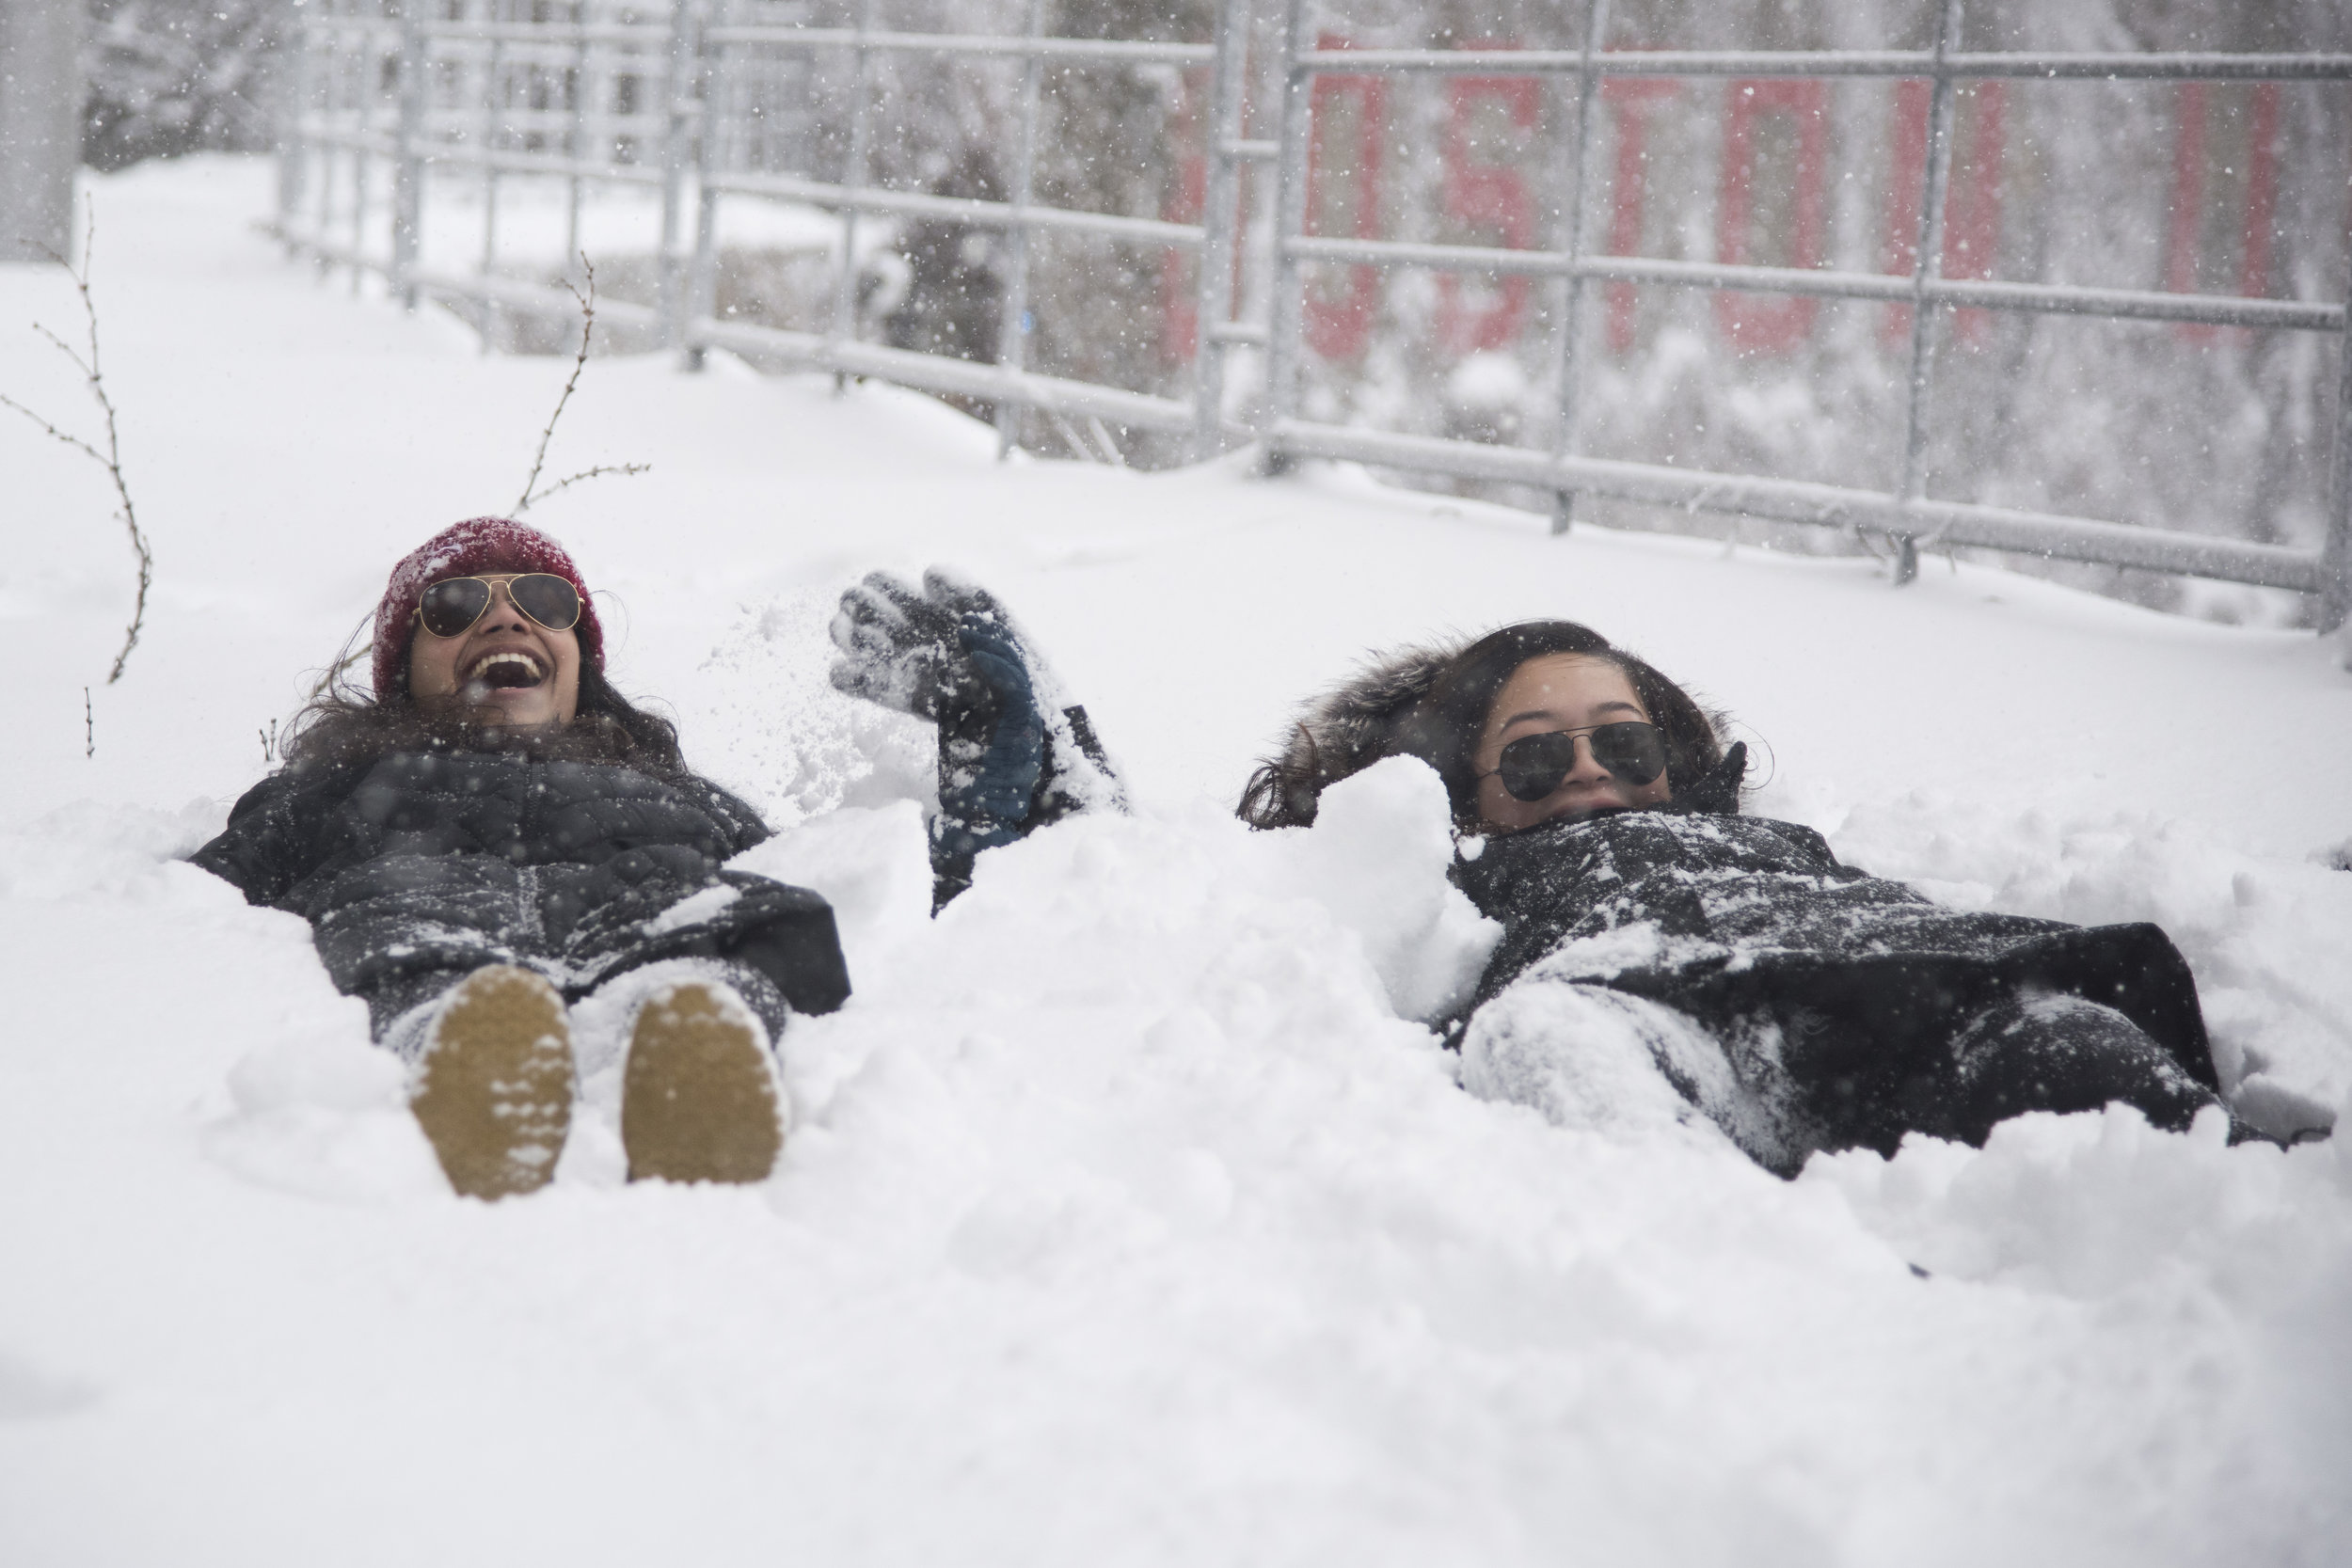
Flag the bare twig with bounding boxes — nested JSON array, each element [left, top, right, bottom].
[[530, 462, 651, 505], [514, 255, 650, 514], [84, 688, 95, 759], [0, 209, 153, 685]]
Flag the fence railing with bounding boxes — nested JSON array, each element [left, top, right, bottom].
[[1258, 0, 2352, 624], [271, 0, 2352, 629], [275, 0, 1252, 455]]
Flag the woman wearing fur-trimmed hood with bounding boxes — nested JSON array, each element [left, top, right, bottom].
[[833, 584, 2264, 1174]]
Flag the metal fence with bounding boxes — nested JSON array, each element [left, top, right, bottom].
[[272, 0, 2352, 628], [275, 0, 1248, 449]]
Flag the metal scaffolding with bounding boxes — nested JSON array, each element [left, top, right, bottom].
[[270, 0, 2352, 628]]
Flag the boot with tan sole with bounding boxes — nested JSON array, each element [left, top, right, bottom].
[[621, 980, 785, 1184], [409, 964, 575, 1200]]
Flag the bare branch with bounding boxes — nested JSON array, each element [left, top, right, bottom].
[[3, 207, 153, 684], [31, 322, 95, 380], [529, 462, 651, 505], [513, 255, 652, 515], [0, 389, 113, 468], [516, 257, 595, 515]]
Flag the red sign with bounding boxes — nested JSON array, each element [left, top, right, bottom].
[[1437, 50, 1540, 355], [1304, 35, 1386, 361]]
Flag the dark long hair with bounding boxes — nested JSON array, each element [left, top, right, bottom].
[[282, 617, 688, 777], [1238, 622, 1724, 831], [1405, 623, 1724, 827], [1234, 724, 1330, 832]]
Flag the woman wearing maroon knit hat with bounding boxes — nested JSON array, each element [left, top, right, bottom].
[[194, 517, 850, 1199]]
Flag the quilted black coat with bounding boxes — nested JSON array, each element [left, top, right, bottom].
[[193, 749, 850, 1037], [1449, 750, 2218, 1155]]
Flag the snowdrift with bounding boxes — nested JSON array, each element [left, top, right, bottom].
[[3, 156, 2349, 1566]]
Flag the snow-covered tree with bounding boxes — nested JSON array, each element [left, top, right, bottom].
[[84, 0, 282, 171]]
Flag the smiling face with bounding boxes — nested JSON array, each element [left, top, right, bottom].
[[405, 574, 581, 728], [1471, 653, 1673, 832]]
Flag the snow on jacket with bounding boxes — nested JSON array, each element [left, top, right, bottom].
[[193, 748, 850, 1031], [1447, 761, 2217, 1099], [1249, 639, 2220, 1164]]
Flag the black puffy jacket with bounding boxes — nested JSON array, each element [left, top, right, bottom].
[[193, 749, 850, 1032], [1450, 752, 2217, 1110]]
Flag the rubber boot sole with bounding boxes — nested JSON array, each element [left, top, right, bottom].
[[621, 982, 783, 1185], [409, 965, 574, 1200]]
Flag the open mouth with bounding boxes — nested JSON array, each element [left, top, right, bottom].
[[466, 652, 546, 691]]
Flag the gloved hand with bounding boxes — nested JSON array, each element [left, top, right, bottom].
[[831, 569, 1059, 907], [1661, 741, 1747, 816], [828, 568, 991, 721], [944, 610, 1047, 832]]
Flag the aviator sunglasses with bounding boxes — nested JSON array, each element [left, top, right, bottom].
[[1485, 721, 1670, 801], [416, 573, 583, 639]]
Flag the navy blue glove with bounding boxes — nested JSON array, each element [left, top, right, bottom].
[[932, 610, 1048, 897], [828, 569, 977, 721], [830, 568, 1123, 909]]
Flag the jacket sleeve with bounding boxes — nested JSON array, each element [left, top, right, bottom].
[[187, 768, 343, 907], [686, 776, 774, 857], [930, 701, 1124, 910]]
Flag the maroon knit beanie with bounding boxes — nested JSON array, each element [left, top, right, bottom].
[[371, 517, 605, 699]]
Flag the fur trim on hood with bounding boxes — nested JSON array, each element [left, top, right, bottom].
[[1241, 638, 1467, 828], [1239, 632, 1745, 830]]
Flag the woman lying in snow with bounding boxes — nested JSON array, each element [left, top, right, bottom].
[[195, 518, 850, 1199], [834, 581, 2236, 1173]]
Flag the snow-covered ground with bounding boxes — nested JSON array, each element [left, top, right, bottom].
[[4, 157, 2350, 1565]]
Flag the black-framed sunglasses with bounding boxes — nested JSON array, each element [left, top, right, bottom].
[[1485, 721, 1669, 801], [416, 574, 583, 639]]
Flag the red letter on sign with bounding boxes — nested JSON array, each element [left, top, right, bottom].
[[2165, 82, 2282, 342], [1715, 78, 1827, 354], [1305, 35, 1386, 361], [1437, 50, 1538, 356], [1601, 78, 1681, 355], [1882, 80, 2009, 345]]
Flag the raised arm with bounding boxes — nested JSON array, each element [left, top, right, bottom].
[[830, 568, 1123, 909]]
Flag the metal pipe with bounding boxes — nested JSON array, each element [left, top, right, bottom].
[[1269, 234, 2341, 333], [565, 2, 587, 265], [1191, 0, 1250, 459], [685, 0, 725, 372], [828, 0, 878, 381], [707, 169, 1203, 243], [361, 137, 665, 185], [1267, 419, 2327, 593], [694, 317, 1201, 432], [701, 26, 1212, 66], [2323, 245, 2352, 632], [274, 0, 312, 227], [314, 0, 339, 269], [1546, 0, 1613, 534], [417, 19, 666, 44], [421, 105, 670, 134], [391, 0, 428, 306], [1257, 0, 1314, 476], [1891, 0, 1966, 585], [1282, 46, 2352, 82], [994, 0, 1050, 457], [657, 0, 699, 349], [480, 1, 502, 277], [350, 10, 375, 292]]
